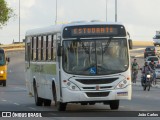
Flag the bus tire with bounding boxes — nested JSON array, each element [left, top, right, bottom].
[[109, 100, 119, 110], [44, 99, 51, 106], [52, 83, 67, 111], [3, 81, 6, 87], [57, 102, 67, 111], [33, 81, 43, 106], [52, 83, 57, 106]]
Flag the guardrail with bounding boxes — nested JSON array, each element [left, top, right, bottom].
[[0, 43, 25, 51]]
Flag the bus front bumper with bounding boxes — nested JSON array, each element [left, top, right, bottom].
[[61, 85, 132, 103], [0, 75, 6, 80]]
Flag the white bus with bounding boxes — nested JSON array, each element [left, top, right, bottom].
[[25, 21, 132, 111]]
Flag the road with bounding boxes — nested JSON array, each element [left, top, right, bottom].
[[0, 47, 160, 119]]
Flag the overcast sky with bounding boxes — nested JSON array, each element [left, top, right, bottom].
[[0, 0, 160, 44]]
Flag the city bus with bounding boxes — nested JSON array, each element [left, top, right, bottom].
[[25, 21, 132, 111], [0, 48, 9, 87]]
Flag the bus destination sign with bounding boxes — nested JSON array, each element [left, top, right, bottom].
[[72, 27, 117, 36], [63, 25, 126, 38]]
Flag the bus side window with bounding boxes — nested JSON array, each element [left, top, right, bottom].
[[43, 36, 47, 60], [46, 36, 48, 60], [33, 37, 37, 61], [31, 37, 33, 61], [36, 37, 38, 61], [48, 35, 52, 61], [52, 35, 57, 61], [38, 36, 41, 60], [41, 36, 43, 60]]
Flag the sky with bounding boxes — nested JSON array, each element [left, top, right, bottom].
[[0, 0, 160, 44]]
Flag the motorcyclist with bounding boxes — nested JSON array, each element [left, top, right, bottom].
[[141, 62, 152, 85], [149, 59, 156, 84]]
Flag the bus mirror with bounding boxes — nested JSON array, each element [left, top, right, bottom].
[[57, 45, 62, 56], [129, 39, 133, 49]]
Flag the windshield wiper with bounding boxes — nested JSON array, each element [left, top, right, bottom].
[[76, 39, 90, 54], [103, 37, 112, 54]]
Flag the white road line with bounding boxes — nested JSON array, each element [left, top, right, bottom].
[[49, 113, 57, 116], [140, 109, 147, 111], [2, 99, 7, 102], [135, 54, 144, 57], [15, 87, 27, 90], [120, 106, 125, 108], [130, 48, 145, 52], [14, 103, 20, 106], [28, 107, 37, 110]]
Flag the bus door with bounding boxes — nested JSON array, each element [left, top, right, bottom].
[[25, 42, 32, 95], [55, 33, 62, 101]]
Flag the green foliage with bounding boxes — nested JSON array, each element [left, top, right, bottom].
[[0, 0, 15, 28]]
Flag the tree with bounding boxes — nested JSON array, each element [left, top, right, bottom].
[[0, 0, 15, 28]]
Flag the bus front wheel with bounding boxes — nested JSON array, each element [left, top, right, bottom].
[[52, 84, 67, 111], [109, 100, 119, 110], [56, 102, 67, 111]]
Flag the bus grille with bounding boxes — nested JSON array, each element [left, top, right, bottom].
[[76, 78, 118, 84], [82, 86, 112, 90], [85, 92, 110, 97]]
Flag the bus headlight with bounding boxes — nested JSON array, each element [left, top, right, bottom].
[[115, 80, 128, 89], [0, 70, 5, 74], [63, 80, 80, 91]]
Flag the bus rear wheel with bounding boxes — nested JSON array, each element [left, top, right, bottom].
[[44, 99, 51, 106], [109, 100, 119, 110], [33, 82, 43, 106]]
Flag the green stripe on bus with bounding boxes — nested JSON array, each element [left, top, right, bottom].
[[30, 63, 57, 75]]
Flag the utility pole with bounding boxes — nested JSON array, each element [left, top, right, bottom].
[[115, 0, 117, 22], [19, 0, 21, 42], [106, 0, 107, 22], [55, 0, 57, 24]]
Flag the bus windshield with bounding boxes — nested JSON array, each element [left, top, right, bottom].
[[0, 50, 5, 66], [63, 38, 129, 75]]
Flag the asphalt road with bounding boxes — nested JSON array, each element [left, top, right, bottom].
[[0, 47, 160, 119]]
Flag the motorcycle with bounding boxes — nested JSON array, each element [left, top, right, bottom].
[[142, 72, 152, 91]]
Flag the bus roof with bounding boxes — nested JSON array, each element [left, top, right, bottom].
[[25, 24, 63, 37], [25, 21, 124, 37]]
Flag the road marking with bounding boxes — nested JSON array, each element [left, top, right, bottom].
[[2, 99, 7, 102], [28, 107, 37, 110], [140, 109, 147, 111], [15, 87, 27, 91], [130, 48, 145, 52], [13, 103, 19, 105], [135, 54, 144, 57], [120, 106, 125, 108], [49, 113, 57, 116]]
